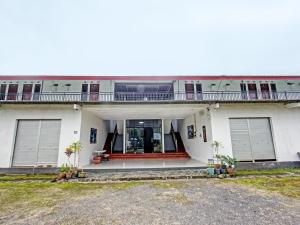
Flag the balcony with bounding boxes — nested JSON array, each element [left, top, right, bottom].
[[0, 91, 300, 103]]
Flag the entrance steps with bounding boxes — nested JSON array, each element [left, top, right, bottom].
[[109, 152, 190, 159]]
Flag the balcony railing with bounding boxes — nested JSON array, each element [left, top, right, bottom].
[[0, 91, 300, 103]]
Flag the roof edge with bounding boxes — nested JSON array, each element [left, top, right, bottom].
[[1, 75, 300, 81]]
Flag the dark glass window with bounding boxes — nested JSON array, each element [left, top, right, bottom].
[[0, 84, 6, 100]]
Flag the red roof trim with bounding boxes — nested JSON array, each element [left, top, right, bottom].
[[0, 75, 300, 81]]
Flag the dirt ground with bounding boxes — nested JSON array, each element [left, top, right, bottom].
[[0, 179, 299, 225]]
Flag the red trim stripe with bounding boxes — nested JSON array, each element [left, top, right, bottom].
[[0, 75, 300, 81]]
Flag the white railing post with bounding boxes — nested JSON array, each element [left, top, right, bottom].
[[161, 119, 165, 153]]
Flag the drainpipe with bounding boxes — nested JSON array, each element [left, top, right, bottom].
[[162, 119, 165, 153]]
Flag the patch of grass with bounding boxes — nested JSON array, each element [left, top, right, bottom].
[[236, 168, 300, 176], [0, 181, 144, 216], [0, 174, 57, 181], [151, 180, 187, 189], [224, 176, 300, 198], [172, 193, 192, 205]]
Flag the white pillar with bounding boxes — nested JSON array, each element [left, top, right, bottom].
[[161, 119, 165, 153], [123, 119, 126, 154]]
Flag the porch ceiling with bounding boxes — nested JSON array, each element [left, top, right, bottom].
[[84, 104, 207, 120]]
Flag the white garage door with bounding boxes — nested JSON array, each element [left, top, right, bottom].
[[229, 118, 275, 161], [12, 120, 61, 166]]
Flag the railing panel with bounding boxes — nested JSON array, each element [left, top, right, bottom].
[[1, 91, 300, 103]]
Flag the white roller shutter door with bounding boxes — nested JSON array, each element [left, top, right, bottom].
[[37, 120, 61, 165], [229, 118, 275, 161], [12, 120, 40, 166], [12, 120, 61, 166]]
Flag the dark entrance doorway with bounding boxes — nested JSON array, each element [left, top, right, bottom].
[[144, 127, 154, 153], [126, 120, 162, 153]]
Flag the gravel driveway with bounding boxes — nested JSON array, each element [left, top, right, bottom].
[[3, 179, 300, 225]]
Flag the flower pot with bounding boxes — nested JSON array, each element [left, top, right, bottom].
[[214, 164, 221, 169], [78, 172, 87, 178], [220, 168, 226, 174], [92, 159, 101, 164], [215, 168, 221, 175], [58, 172, 66, 180], [65, 172, 73, 179], [207, 168, 215, 176], [226, 167, 235, 176]]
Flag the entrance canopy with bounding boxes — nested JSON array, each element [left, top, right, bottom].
[[84, 104, 207, 120]]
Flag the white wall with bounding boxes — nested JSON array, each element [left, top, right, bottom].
[[210, 104, 300, 162], [0, 104, 82, 167], [79, 110, 108, 166], [179, 110, 213, 163]]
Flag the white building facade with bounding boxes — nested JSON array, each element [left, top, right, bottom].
[[0, 75, 299, 168]]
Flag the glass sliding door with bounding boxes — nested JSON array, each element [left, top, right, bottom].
[[126, 120, 162, 153]]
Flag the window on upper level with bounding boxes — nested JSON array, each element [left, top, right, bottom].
[[270, 83, 277, 99], [22, 84, 33, 100], [260, 83, 270, 99], [114, 83, 174, 101], [185, 83, 194, 100], [90, 84, 100, 101], [248, 83, 258, 99], [0, 84, 6, 100], [240, 83, 247, 99], [7, 84, 18, 100], [196, 83, 202, 100], [33, 84, 41, 100]]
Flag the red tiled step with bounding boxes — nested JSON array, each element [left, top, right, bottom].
[[109, 152, 190, 159]]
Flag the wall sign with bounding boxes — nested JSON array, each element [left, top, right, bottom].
[[90, 128, 97, 144], [202, 126, 207, 142], [187, 125, 194, 139]]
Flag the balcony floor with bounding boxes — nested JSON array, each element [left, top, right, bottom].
[[83, 158, 206, 170]]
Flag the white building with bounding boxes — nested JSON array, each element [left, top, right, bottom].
[[0, 75, 300, 169]]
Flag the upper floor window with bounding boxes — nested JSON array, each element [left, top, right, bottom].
[[248, 83, 258, 99], [114, 83, 174, 101], [240, 83, 247, 99], [90, 84, 100, 101], [0, 84, 6, 100], [270, 83, 277, 99], [22, 84, 33, 100], [7, 84, 18, 100], [185, 83, 194, 100], [260, 83, 270, 99]]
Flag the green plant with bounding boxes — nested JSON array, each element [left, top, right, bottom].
[[216, 155, 238, 168], [69, 141, 83, 168], [59, 164, 71, 173], [211, 141, 223, 157]]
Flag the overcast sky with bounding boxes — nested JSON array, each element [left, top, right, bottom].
[[0, 0, 299, 76]]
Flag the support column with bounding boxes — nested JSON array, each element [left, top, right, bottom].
[[123, 119, 126, 154], [161, 119, 165, 153]]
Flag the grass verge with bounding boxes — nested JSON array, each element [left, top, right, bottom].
[[236, 168, 300, 176], [0, 181, 144, 216], [224, 176, 300, 198], [0, 174, 57, 181]]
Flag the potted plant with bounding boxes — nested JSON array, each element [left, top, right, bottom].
[[77, 169, 87, 178], [206, 159, 215, 177], [58, 164, 68, 179], [211, 141, 223, 170], [216, 155, 237, 177], [69, 141, 83, 168]]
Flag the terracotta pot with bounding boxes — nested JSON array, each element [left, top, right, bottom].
[[226, 167, 235, 176], [92, 159, 101, 164], [93, 156, 102, 160], [58, 172, 66, 179], [65, 172, 73, 179], [214, 164, 221, 169]]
